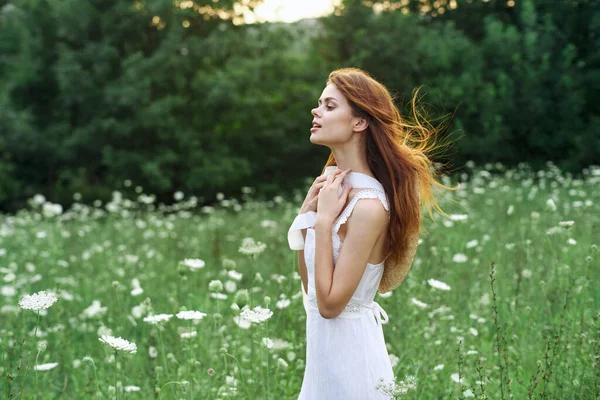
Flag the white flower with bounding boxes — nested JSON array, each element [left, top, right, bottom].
[[469, 327, 478, 336], [277, 358, 289, 368], [174, 191, 184, 201], [1, 286, 16, 297], [124, 386, 141, 392], [450, 373, 465, 384], [567, 238, 577, 245], [238, 237, 267, 255], [463, 388, 475, 397], [262, 337, 273, 348], [208, 280, 223, 292], [375, 375, 417, 397], [143, 314, 173, 324], [276, 298, 291, 309], [452, 253, 468, 263], [210, 292, 228, 300], [19, 291, 59, 311], [410, 298, 428, 309], [546, 198, 557, 211], [271, 338, 293, 350], [176, 310, 207, 320], [449, 214, 468, 221], [180, 331, 197, 339], [182, 259, 205, 270], [558, 220, 574, 228], [389, 354, 399, 368], [434, 364, 444, 371], [427, 279, 451, 291], [81, 300, 108, 319], [148, 346, 158, 358], [99, 335, 137, 354], [240, 305, 273, 324], [465, 240, 478, 248], [233, 315, 252, 329], [34, 362, 59, 371], [224, 280, 237, 293], [521, 269, 532, 278], [227, 270, 243, 281]]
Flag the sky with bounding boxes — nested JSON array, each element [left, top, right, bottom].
[[242, 0, 341, 24]]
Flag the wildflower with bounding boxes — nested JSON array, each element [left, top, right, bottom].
[[124, 386, 141, 392], [448, 214, 468, 221], [34, 362, 59, 371], [207, 368, 215, 376], [208, 280, 224, 292], [99, 335, 137, 354], [19, 291, 58, 311], [148, 346, 158, 358], [240, 305, 273, 324], [143, 314, 173, 324], [182, 259, 205, 270], [176, 310, 207, 320], [410, 298, 428, 309], [262, 337, 273, 348], [277, 358, 289, 368], [559, 220, 574, 229], [567, 238, 577, 245], [210, 293, 228, 300], [224, 280, 237, 293], [227, 270, 243, 281], [427, 279, 451, 291], [238, 237, 267, 255], [276, 297, 291, 309], [450, 373, 465, 384], [81, 300, 108, 319], [452, 253, 468, 263], [233, 316, 252, 329], [375, 375, 417, 397], [270, 338, 293, 350], [521, 269, 532, 278], [174, 191, 184, 201], [463, 388, 475, 397], [465, 240, 478, 249], [434, 364, 444, 371], [180, 331, 197, 339], [546, 198, 557, 211], [469, 327, 478, 336]]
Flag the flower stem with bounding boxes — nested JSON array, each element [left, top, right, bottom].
[[114, 350, 118, 400]]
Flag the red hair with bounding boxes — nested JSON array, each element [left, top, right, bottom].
[[322, 67, 460, 291]]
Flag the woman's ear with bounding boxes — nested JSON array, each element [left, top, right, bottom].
[[354, 117, 368, 133]]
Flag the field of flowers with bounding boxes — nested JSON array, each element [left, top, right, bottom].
[[1, 161, 598, 399]]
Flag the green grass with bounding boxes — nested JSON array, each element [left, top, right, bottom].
[[1, 161, 598, 399]]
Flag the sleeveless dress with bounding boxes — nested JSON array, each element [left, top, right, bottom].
[[288, 166, 395, 400]]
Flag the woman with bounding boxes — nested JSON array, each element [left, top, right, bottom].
[[288, 67, 458, 399]]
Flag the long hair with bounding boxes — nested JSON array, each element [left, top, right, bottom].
[[321, 67, 460, 292]]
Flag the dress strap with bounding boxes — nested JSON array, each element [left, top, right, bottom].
[[333, 189, 390, 237]]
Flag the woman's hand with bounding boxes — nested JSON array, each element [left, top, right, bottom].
[[316, 168, 352, 224], [299, 174, 330, 214]]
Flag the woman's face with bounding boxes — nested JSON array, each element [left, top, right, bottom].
[[310, 84, 361, 146]]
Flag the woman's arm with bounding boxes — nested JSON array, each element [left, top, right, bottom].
[[313, 199, 387, 319]]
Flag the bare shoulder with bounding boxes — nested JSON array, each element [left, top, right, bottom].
[[346, 197, 388, 236]]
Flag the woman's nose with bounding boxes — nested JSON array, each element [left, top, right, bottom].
[[311, 108, 319, 117]]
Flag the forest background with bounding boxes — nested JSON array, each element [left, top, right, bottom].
[[0, 0, 597, 212]]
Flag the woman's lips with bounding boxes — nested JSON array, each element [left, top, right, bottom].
[[310, 125, 321, 133]]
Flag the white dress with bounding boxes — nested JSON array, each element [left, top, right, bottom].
[[288, 166, 395, 400]]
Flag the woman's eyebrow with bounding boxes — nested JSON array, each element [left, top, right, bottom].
[[318, 97, 337, 104]]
